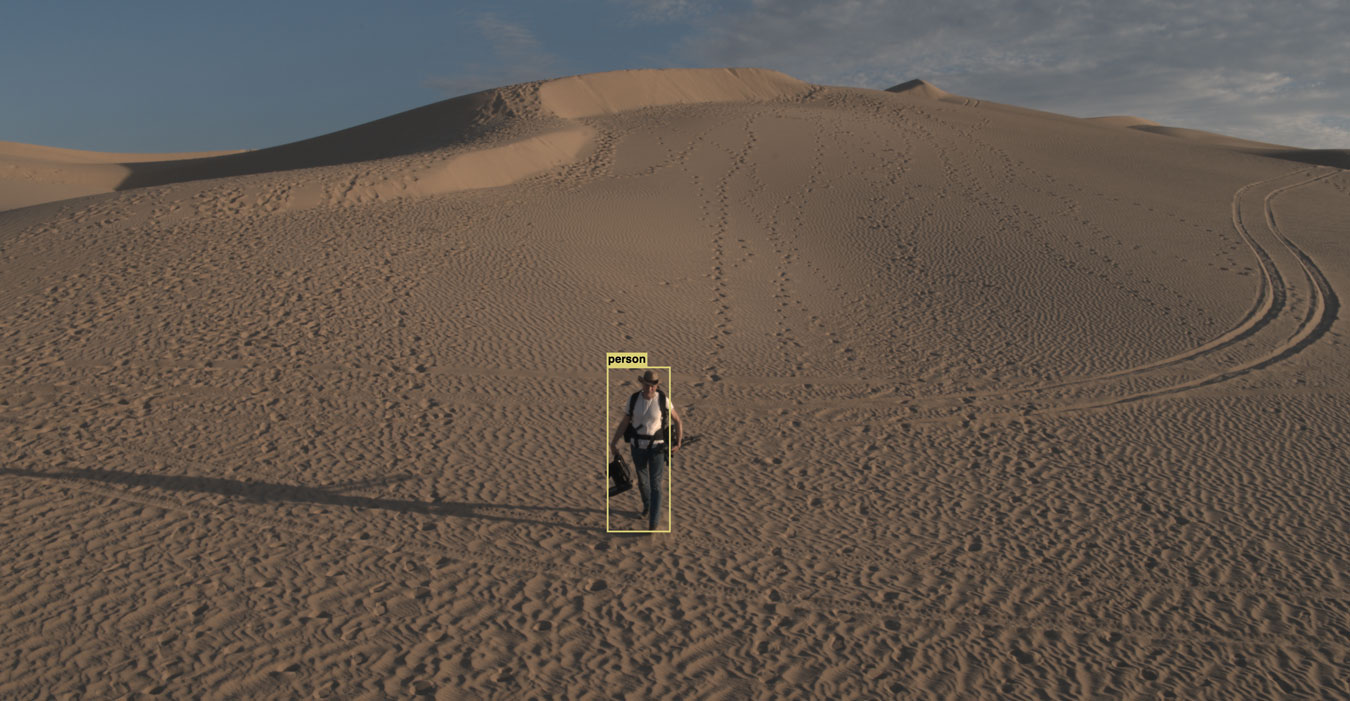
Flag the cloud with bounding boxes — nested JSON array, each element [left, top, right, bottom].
[[610, 0, 709, 23], [668, 0, 1350, 147], [426, 13, 560, 97]]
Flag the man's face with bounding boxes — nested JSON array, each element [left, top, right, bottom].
[[641, 380, 658, 397]]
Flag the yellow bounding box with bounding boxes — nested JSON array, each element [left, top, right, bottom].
[[606, 352, 648, 368]]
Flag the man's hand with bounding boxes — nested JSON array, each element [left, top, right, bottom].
[[611, 443, 622, 458], [671, 443, 680, 453]]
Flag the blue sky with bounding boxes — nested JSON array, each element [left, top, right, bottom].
[[3, 0, 1346, 152]]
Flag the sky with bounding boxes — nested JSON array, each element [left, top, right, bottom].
[[2, 0, 1347, 152]]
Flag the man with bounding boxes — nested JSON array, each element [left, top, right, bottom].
[[610, 369, 682, 530]]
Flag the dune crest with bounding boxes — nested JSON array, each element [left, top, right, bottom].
[[2, 68, 823, 212], [1085, 115, 1163, 128], [298, 67, 811, 204], [294, 127, 594, 208], [420, 127, 592, 192], [0, 141, 241, 165], [885, 78, 951, 100], [537, 68, 811, 118], [0, 142, 243, 211], [1129, 124, 1286, 149]]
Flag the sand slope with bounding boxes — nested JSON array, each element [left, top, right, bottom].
[[0, 141, 241, 212], [541, 67, 811, 118], [2, 68, 811, 213], [1084, 115, 1163, 128], [887, 78, 958, 102], [2, 71, 1349, 698]]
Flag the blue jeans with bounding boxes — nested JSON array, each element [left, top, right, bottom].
[[631, 443, 666, 530]]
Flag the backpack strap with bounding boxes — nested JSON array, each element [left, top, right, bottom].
[[628, 389, 670, 445]]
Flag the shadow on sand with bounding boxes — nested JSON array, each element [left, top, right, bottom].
[[2, 465, 604, 534], [1255, 149, 1350, 170], [115, 88, 501, 190]]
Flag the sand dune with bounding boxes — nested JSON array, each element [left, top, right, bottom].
[[539, 67, 811, 118], [3, 68, 819, 213], [2, 69, 1348, 698], [886, 78, 958, 102], [1117, 125, 1350, 168], [0, 141, 242, 211], [1127, 124, 1289, 149], [0, 140, 241, 165], [1084, 115, 1163, 128]]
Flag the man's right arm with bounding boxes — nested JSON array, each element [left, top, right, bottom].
[[610, 415, 630, 457]]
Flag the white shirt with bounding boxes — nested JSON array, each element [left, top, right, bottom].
[[629, 391, 673, 449]]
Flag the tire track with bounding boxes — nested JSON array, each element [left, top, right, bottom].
[[749, 93, 1340, 418], [894, 103, 1329, 410], [910, 103, 1342, 412], [1062, 169, 1341, 412]]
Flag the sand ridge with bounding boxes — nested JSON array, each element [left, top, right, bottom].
[[0, 142, 244, 212], [3, 68, 823, 214], [886, 78, 957, 102], [539, 67, 812, 118], [1084, 115, 1163, 128], [2, 68, 1349, 698]]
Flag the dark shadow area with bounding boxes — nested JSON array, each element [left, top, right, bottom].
[[1126, 125, 1349, 170], [116, 88, 512, 190], [2, 464, 602, 534], [1252, 149, 1350, 170], [606, 506, 648, 526]]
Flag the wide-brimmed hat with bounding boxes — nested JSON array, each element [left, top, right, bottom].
[[638, 369, 661, 386]]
